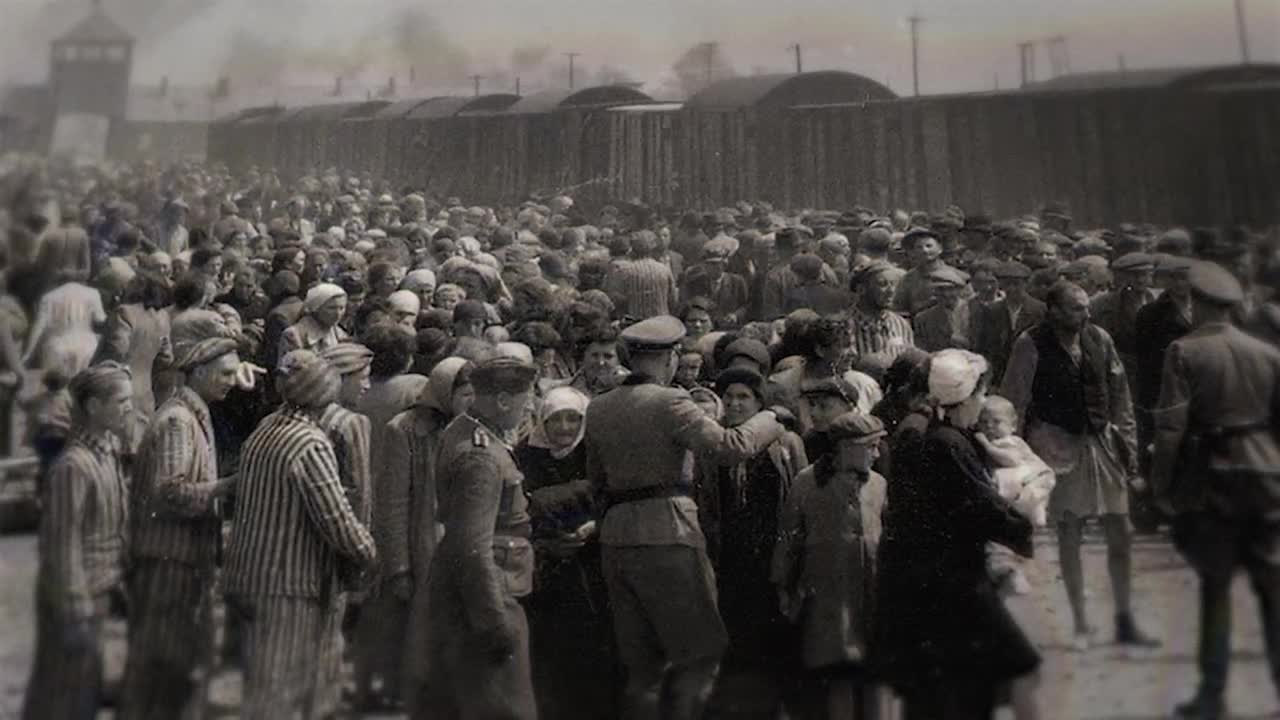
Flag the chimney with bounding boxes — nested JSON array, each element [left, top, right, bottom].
[[333, 76, 343, 96], [388, 76, 396, 96]]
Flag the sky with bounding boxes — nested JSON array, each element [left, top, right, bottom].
[[2, 0, 1277, 98]]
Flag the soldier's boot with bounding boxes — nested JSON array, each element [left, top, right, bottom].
[[666, 657, 720, 720], [1173, 693, 1226, 720], [1115, 612, 1160, 647]]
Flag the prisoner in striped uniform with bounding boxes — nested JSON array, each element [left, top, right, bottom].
[[23, 363, 132, 720], [603, 231, 679, 320], [121, 338, 240, 720], [316, 341, 375, 717], [846, 261, 916, 362], [225, 349, 378, 719]]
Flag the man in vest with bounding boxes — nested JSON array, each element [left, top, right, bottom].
[[1001, 281, 1159, 652]]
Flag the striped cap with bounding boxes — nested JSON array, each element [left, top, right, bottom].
[[277, 350, 340, 408], [319, 343, 373, 376]]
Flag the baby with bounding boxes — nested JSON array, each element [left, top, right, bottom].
[[976, 395, 1056, 527], [976, 395, 1056, 597]]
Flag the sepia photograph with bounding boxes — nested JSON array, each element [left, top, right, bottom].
[[0, 0, 1278, 717]]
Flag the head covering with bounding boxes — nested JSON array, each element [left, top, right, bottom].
[[622, 315, 686, 352], [926, 266, 967, 287], [714, 366, 767, 404], [402, 268, 437, 291], [320, 342, 373, 376], [528, 386, 591, 458], [827, 412, 887, 445], [277, 349, 340, 408], [472, 356, 539, 395], [928, 349, 990, 407], [452, 299, 488, 323], [723, 338, 772, 375], [689, 386, 724, 421], [388, 290, 422, 316], [421, 357, 472, 413], [1111, 252, 1155, 273], [493, 341, 535, 364], [304, 283, 347, 314], [1188, 260, 1245, 306], [175, 337, 239, 371]]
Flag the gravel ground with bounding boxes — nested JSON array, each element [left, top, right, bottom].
[[0, 528, 1275, 719]]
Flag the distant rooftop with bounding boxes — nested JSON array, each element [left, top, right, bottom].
[[56, 0, 133, 44], [1021, 63, 1280, 92]]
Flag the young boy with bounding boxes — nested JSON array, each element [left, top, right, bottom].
[[798, 375, 859, 463], [774, 412, 888, 720], [674, 351, 705, 390]]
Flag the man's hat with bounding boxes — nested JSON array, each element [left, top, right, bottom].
[[723, 338, 772, 374], [826, 412, 887, 445], [621, 315, 685, 352], [926, 266, 967, 288], [1111, 252, 1155, 273], [471, 355, 539, 394], [853, 260, 897, 285], [901, 226, 938, 248], [1188, 260, 1244, 306], [1153, 253, 1193, 275], [452, 299, 488, 324], [994, 261, 1031, 280]]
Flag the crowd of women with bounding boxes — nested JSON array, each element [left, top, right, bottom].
[[2, 156, 1279, 719]]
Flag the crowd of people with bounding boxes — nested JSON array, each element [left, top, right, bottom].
[[2, 155, 1279, 720]]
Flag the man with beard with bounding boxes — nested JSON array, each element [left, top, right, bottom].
[[1001, 282, 1159, 652]]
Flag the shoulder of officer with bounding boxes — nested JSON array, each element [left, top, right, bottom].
[[472, 425, 490, 448]]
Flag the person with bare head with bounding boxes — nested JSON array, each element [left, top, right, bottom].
[[1001, 281, 1158, 652]]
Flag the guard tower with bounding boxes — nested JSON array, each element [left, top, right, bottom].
[[50, 0, 134, 120]]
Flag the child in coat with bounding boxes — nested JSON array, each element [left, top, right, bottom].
[[773, 412, 888, 720]]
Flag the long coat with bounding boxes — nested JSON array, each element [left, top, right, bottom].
[[873, 422, 1039, 696], [970, 295, 1046, 385]]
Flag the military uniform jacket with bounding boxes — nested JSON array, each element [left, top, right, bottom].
[[585, 378, 784, 548], [1152, 322, 1280, 506], [432, 414, 534, 633]]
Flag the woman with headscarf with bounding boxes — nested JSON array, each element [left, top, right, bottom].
[[873, 349, 1040, 719], [22, 363, 133, 720], [386, 357, 476, 718], [513, 386, 616, 718], [698, 367, 808, 717], [278, 282, 350, 361]]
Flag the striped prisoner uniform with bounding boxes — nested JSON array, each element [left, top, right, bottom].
[[225, 407, 377, 719], [846, 305, 916, 362], [316, 401, 373, 716], [121, 385, 223, 720], [23, 432, 128, 720], [604, 257, 679, 319]]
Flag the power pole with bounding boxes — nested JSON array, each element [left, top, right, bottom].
[[705, 42, 717, 85], [908, 16, 923, 96], [469, 74, 483, 97], [1117, 53, 1127, 72], [994, 72, 999, 90], [515, 76, 521, 95], [789, 43, 803, 73], [1235, 0, 1251, 63], [564, 52, 580, 90], [1018, 42, 1035, 86]]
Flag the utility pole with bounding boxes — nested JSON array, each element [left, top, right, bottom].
[[469, 74, 483, 97], [908, 16, 923, 96], [515, 76, 521, 95], [564, 52, 580, 90], [1018, 42, 1035, 86], [1117, 53, 1127, 72], [993, 72, 999, 90], [789, 43, 803, 73], [1235, 0, 1251, 63], [705, 42, 717, 85]]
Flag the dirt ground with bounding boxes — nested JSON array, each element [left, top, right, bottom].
[[0, 528, 1275, 719]]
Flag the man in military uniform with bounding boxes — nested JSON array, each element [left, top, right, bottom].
[[1152, 261, 1280, 720], [585, 315, 785, 720], [419, 356, 540, 720]]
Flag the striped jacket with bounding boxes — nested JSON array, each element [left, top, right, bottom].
[[845, 305, 916, 361], [604, 257, 678, 320], [132, 386, 222, 568], [225, 407, 377, 599], [38, 432, 129, 619], [318, 404, 373, 527]]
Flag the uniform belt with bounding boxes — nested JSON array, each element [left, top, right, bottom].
[[605, 484, 692, 509]]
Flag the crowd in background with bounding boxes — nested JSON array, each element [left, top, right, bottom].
[[2, 155, 1279, 720]]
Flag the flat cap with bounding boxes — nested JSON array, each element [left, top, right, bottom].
[[1188, 260, 1244, 306], [901, 226, 939, 247], [1153, 252, 1193, 274], [621, 315, 685, 352], [800, 375, 857, 402], [1111, 252, 1155, 273], [853, 260, 898, 284], [791, 253, 825, 281], [471, 355, 539, 394], [1059, 260, 1090, 279], [702, 237, 735, 261], [724, 338, 772, 374], [826, 412, 887, 444], [927, 266, 967, 287], [995, 261, 1031, 280]]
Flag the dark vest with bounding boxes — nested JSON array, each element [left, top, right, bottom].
[[1027, 323, 1111, 435]]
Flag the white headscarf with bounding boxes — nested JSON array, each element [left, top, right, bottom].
[[303, 283, 346, 314], [928, 349, 990, 407], [528, 386, 590, 459]]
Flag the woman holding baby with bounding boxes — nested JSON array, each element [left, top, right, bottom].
[[872, 349, 1041, 719]]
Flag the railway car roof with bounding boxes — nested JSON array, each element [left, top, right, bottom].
[[685, 71, 897, 111], [503, 85, 652, 115], [1022, 63, 1280, 92]]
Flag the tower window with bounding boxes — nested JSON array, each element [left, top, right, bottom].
[[81, 45, 103, 60], [105, 45, 126, 61]]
